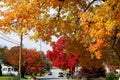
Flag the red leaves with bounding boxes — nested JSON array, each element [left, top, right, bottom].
[[46, 37, 80, 72], [53, 53, 67, 69], [3, 46, 46, 74]]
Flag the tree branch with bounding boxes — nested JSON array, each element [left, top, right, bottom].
[[84, 0, 97, 12], [111, 27, 120, 64]]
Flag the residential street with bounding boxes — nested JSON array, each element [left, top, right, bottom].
[[37, 67, 67, 80], [37, 76, 66, 80]]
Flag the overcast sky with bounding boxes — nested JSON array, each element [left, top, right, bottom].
[[0, 31, 54, 54]]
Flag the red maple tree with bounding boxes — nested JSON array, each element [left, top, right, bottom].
[[46, 37, 80, 72]]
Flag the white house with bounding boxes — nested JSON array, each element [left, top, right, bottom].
[[1, 64, 18, 76]]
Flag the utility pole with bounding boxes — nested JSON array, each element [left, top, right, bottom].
[[18, 33, 23, 80], [10, 27, 25, 80]]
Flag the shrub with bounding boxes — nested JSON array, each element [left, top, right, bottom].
[[78, 66, 106, 79], [105, 72, 117, 80]]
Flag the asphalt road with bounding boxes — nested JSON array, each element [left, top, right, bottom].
[[37, 76, 66, 80], [37, 67, 67, 80]]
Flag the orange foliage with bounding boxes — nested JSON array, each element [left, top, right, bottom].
[[95, 51, 102, 59], [0, 0, 120, 61], [2, 46, 47, 74], [78, 0, 120, 59]]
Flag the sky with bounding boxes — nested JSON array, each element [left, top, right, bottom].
[[0, 31, 54, 54]]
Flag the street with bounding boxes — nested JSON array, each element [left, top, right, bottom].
[[37, 67, 67, 80], [37, 76, 66, 80]]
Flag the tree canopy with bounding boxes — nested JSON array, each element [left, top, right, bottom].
[[0, 0, 120, 68], [46, 37, 80, 72], [2, 46, 47, 76]]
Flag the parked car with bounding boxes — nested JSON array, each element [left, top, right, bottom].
[[47, 71, 52, 75], [58, 72, 64, 77], [65, 72, 71, 79]]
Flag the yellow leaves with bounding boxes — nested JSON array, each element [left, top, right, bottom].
[[89, 12, 94, 17], [88, 13, 97, 23], [88, 38, 108, 59], [106, 0, 117, 7], [46, 0, 51, 3], [30, 32, 39, 40], [1, 0, 43, 34], [46, 0, 59, 4], [22, 19, 27, 25], [66, 12, 74, 21], [88, 39, 104, 52], [116, 33, 120, 37], [105, 19, 116, 32], [95, 22, 104, 29], [20, 27, 26, 33], [9, 0, 16, 4], [79, 12, 88, 22], [83, 25, 89, 34], [80, 21, 87, 27], [2, 0, 15, 5], [104, 19, 117, 36], [26, 3, 32, 11], [95, 51, 102, 59], [3, 28, 10, 33], [78, 12, 88, 29], [89, 44, 97, 52], [95, 29, 105, 39], [5, 12, 14, 21], [95, 39, 104, 49], [74, 30, 80, 41], [92, 17, 97, 23], [89, 28, 96, 38], [0, 20, 4, 27], [116, 13, 120, 21], [83, 35, 91, 47]]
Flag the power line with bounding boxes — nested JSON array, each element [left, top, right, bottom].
[[0, 32, 41, 49], [0, 37, 19, 45], [0, 32, 23, 46], [0, 32, 20, 43]]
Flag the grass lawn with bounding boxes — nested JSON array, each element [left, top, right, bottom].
[[0, 73, 50, 80], [0, 76, 29, 80]]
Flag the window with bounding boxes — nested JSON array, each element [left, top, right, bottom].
[[2, 68, 7, 71]]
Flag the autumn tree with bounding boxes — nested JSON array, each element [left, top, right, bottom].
[[77, 0, 120, 69], [2, 46, 47, 77], [0, 0, 101, 40], [46, 37, 80, 72], [0, 0, 120, 69]]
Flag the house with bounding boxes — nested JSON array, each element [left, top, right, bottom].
[[1, 64, 18, 76]]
